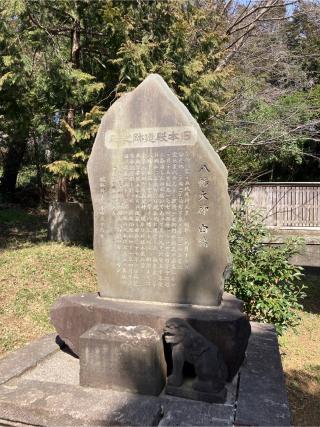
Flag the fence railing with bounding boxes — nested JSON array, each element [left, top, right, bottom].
[[231, 183, 320, 228]]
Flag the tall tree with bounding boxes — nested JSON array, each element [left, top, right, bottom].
[[213, 0, 320, 185], [2, 0, 319, 197], [0, 2, 32, 194], [0, 0, 105, 198]]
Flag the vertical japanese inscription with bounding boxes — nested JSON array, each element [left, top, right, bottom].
[[198, 164, 210, 248], [88, 75, 232, 305], [98, 176, 107, 240], [100, 126, 195, 289], [88, 74, 233, 305]]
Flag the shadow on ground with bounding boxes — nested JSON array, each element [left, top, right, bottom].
[[0, 204, 93, 250], [0, 205, 48, 250], [301, 267, 320, 315], [285, 367, 320, 427]]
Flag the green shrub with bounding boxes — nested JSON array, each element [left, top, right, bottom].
[[226, 206, 306, 334]]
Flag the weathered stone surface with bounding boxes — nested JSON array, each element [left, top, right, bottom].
[[0, 379, 233, 426], [0, 419, 29, 426], [79, 324, 166, 395], [158, 399, 233, 426], [23, 348, 79, 385], [0, 380, 163, 426], [48, 201, 93, 244], [235, 322, 291, 426], [165, 380, 227, 404], [51, 292, 251, 380], [0, 334, 57, 385], [0, 323, 289, 427], [87, 73, 232, 306]]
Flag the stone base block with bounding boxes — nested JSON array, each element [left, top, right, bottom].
[[235, 323, 292, 426], [48, 202, 93, 244], [79, 324, 166, 396], [0, 379, 163, 427], [51, 292, 251, 380], [0, 323, 290, 426], [165, 378, 227, 404]]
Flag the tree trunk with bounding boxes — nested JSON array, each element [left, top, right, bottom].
[[55, 18, 81, 202], [56, 176, 68, 202], [71, 18, 81, 69], [68, 18, 80, 129], [33, 135, 44, 202], [0, 139, 27, 195]]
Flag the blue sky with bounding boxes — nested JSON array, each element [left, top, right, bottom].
[[234, 0, 296, 16]]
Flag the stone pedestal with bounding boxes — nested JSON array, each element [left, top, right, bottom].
[[0, 323, 290, 427], [79, 324, 166, 396], [51, 292, 251, 381], [166, 378, 227, 404]]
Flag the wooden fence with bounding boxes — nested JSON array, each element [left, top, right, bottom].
[[231, 183, 320, 228]]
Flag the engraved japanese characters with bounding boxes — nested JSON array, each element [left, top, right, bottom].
[[87, 74, 233, 305]]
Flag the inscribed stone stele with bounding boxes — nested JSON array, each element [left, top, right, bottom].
[[87, 74, 232, 306]]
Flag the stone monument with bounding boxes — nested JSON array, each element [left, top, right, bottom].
[[51, 74, 251, 402], [87, 74, 232, 306]]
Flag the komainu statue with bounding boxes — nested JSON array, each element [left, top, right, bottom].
[[164, 318, 228, 394]]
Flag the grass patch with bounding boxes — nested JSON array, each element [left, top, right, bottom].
[[0, 205, 96, 356], [0, 242, 97, 356], [279, 271, 320, 426]]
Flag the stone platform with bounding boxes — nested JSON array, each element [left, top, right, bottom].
[[51, 292, 251, 380], [0, 323, 291, 426]]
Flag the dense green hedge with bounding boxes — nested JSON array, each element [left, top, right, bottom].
[[226, 206, 306, 334]]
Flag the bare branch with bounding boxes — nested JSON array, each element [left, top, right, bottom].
[[217, 0, 298, 71], [226, 0, 289, 35], [27, 12, 70, 36], [221, 0, 234, 16], [258, 16, 291, 22]]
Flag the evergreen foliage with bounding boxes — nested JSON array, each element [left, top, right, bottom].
[[226, 206, 306, 333], [1, 1, 320, 197], [0, 0, 229, 199]]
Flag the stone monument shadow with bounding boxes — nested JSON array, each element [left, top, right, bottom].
[[92, 389, 163, 426], [178, 253, 223, 307], [284, 366, 320, 426], [55, 335, 79, 359], [300, 267, 320, 315]]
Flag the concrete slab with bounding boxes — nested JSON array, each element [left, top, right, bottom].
[[0, 379, 162, 426], [0, 334, 58, 385], [165, 379, 227, 404], [159, 400, 233, 426], [0, 323, 291, 426], [235, 322, 291, 426], [23, 350, 79, 385], [268, 229, 320, 267]]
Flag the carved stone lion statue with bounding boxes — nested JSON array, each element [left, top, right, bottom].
[[164, 318, 228, 394]]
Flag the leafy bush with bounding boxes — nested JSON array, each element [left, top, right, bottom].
[[226, 206, 306, 334]]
